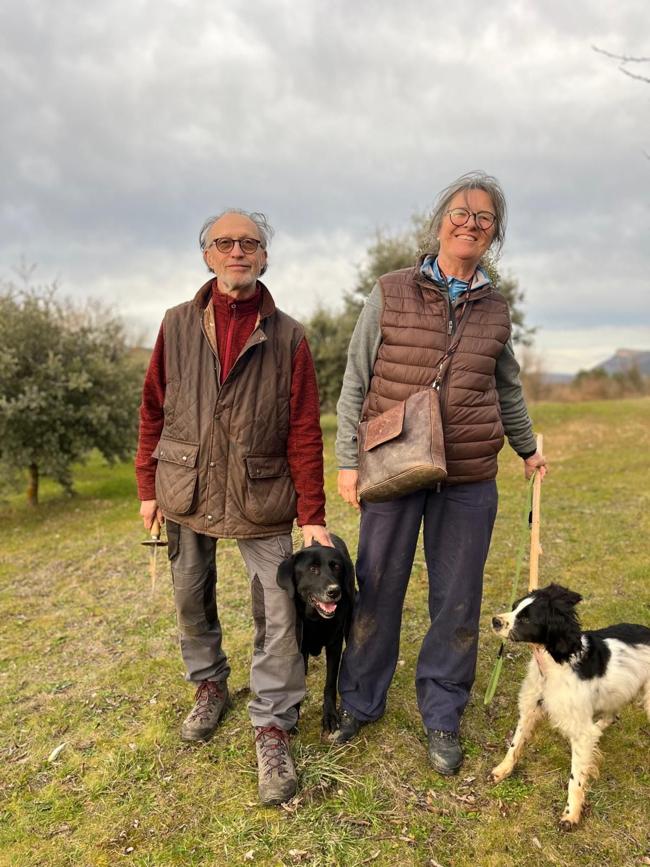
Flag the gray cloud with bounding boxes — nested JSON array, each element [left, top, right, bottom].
[[1, 0, 648, 371]]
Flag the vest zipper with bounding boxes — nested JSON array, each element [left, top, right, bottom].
[[222, 303, 237, 385], [220, 323, 267, 390], [441, 295, 470, 414], [200, 309, 222, 388]]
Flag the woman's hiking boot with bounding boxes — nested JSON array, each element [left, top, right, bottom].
[[329, 708, 366, 744], [427, 729, 463, 775]]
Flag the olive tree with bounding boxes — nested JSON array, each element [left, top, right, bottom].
[[0, 280, 142, 505]]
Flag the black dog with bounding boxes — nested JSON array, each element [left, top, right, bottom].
[[276, 534, 354, 732]]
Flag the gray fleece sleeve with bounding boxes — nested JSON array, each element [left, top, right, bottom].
[[335, 283, 383, 468], [495, 338, 538, 456]]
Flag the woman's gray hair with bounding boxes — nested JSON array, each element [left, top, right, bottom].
[[199, 209, 275, 251], [427, 171, 507, 256]]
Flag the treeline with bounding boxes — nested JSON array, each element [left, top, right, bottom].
[[522, 364, 650, 403]]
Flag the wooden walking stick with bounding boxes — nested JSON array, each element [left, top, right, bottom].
[[528, 433, 543, 591], [484, 433, 544, 705]]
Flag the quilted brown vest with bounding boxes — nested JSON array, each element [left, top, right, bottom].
[[365, 266, 511, 484], [153, 280, 304, 538]]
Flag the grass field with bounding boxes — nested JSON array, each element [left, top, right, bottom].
[[1, 398, 649, 866]]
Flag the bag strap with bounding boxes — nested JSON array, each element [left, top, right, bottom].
[[431, 300, 472, 390]]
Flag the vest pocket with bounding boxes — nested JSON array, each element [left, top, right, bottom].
[[152, 437, 199, 515], [244, 455, 297, 525]]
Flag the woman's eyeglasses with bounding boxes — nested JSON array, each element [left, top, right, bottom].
[[446, 208, 496, 230]]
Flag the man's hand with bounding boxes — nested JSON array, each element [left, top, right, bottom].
[[302, 525, 334, 547], [140, 499, 164, 531], [523, 451, 547, 481], [337, 468, 360, 510]]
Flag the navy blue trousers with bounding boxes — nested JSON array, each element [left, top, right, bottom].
[[338, 480, 498, 733]]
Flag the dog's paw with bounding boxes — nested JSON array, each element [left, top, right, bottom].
[[321, 709, 340, 734], [559, 817, 580, 832], [558, 804, 582, 831], [488, 765, 510, 784]]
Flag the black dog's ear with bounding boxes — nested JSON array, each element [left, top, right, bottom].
[[332, 534, 355, 600], [276, 555, 296, 599], [340, 551, 355, 602]]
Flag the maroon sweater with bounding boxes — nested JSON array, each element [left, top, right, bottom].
[[135, 282, 326, 526]]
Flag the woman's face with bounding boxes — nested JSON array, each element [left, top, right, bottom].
[[437, 189, 496, 266]]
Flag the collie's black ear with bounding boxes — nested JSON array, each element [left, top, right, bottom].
[[545, 593, 582, 662], [276, 555, 296, 599], [544, 583, 583, 607]]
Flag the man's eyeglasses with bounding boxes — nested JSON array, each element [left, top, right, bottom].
[[208, 237, 263, 254], [446, 208, 496, 231]]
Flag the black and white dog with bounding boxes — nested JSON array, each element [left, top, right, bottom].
[[490, 583, 650, 830], [276, 535, 354, 733]]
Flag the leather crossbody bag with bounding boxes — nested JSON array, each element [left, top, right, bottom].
[[357, 304, 470, 503]]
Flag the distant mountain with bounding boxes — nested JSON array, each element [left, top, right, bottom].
[[593, 349, 650, 376], [543, 372, 573, 383]]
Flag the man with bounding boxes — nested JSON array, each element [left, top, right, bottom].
[[135, 209, 330, 805]]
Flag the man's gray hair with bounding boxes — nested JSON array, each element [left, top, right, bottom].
[[198, 209, 275, 251], [427, 171, 507, 256]]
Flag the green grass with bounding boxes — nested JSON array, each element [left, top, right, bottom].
[[1, 398, 649, 866]]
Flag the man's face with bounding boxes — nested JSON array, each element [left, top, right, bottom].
[[203, 213, 268, 297]]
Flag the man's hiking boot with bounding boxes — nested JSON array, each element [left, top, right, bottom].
[[181, 680, 229, 742], [255, 726, 297, 805], [329, 708, 366, 744], [427, 729, 463, 776]]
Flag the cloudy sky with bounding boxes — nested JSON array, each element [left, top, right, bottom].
[[2, 0, 648, 373]]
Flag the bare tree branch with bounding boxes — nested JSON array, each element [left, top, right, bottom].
[[619, 66, 650, 84], [592, 45, 650, 64], [592, 45, 650, 158]]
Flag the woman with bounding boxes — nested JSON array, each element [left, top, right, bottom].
[[333, 171, 546, 775]]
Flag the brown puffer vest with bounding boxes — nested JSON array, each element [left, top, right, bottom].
[[153, 280, 304, 538], [364, 266, 511, 484]]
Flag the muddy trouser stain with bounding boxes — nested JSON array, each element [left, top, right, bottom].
[[338, 480, 498, 733]]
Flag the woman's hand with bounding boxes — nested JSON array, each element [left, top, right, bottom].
[[337, 469, 360, 510], [523, 451, 547, 481]]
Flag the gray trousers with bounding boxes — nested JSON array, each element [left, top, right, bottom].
[[166, 521, 304, 730]]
